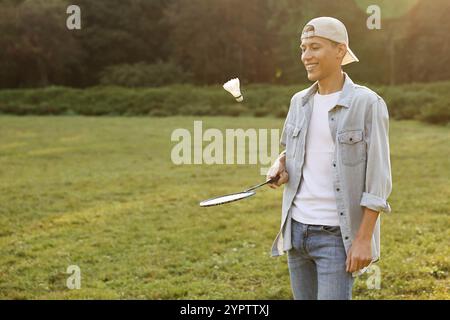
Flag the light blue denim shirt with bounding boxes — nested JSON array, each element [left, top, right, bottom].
[[271, 72, 392, 276]]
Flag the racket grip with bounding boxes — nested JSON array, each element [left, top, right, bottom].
[[267, 175, 280, 183]]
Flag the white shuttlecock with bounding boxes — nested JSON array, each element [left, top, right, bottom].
[[223, 78, 243, 102]]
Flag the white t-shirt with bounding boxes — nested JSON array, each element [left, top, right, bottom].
[[291, 90, 342, 226]]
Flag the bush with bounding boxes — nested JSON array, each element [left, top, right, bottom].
[[179, 104, 213, 116], [0, 82, 449, 127], [221, 104, 249, 117], [253, 108, 270, 117], [419, 100, 450, 125], [384, 89, 437, 120], [99, 62, 192, 87]]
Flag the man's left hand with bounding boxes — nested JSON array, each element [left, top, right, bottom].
[[346, 238, 372, 273]]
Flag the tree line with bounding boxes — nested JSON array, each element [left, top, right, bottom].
[[1, 0, 449, 88]]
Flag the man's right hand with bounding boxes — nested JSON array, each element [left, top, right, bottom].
[[266, 153, 289, 189]]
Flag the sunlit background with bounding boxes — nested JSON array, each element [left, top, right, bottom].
[[0, 0, 448, 300], [1, 0, 449, 87]]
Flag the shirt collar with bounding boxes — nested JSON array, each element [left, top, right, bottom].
[[301, 72, 355, 108]]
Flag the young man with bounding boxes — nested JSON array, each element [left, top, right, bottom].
[[267, 17, 392, 300]]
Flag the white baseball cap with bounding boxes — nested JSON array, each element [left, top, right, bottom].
[[301, 17, 359, 66]]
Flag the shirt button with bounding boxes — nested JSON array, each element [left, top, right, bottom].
[[331, 117, 335, 121], [333, 163, 336, 167], [345, 236, 349, 240], [340, 212, 344, 216], [336, 188, 340, 192]]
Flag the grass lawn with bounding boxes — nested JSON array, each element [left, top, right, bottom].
[[0, 115, 448, 299]]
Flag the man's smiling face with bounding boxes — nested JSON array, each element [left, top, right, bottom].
[[300, 36, 346, 81]]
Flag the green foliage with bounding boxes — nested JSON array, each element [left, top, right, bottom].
[[99, 62, 192, 87], [165, 0, 275, 84], [382, 89, 436, 120], [0, 0, 86, 88], [1, 0, 449, 87], [1, 82, 449, 125], [0, 116, 448, 299], [419, 100, 450, 125], [0, 0, 172, 88]]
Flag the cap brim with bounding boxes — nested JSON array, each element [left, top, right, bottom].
[[342, 46, 359, 66]]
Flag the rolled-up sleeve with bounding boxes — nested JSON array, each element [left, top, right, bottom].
[[360, 97, 393, 213]]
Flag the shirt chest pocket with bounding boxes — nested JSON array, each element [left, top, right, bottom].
[[337, 130, 366, 166], [285, 124, 302, 159]]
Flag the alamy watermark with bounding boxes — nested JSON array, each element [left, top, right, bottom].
[[66, 265, 81, 290], [366, 5, 381, 30], [66, 5, 81, 30], [366, 265, 381, 290], [171, 121, 280, 175]]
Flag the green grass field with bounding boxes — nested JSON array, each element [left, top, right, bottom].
[[0, 116, 448, 299]]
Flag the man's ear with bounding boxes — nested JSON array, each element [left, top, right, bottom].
[[337, 43, 347, 62]]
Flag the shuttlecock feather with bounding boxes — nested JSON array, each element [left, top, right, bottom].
[[223, 78, 243, 102]]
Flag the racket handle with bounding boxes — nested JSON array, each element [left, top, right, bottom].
[[244, 176, 279, 192], [267, 175, 280, 184]]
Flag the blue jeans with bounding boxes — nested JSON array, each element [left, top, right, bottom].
[[288, 219, 354, 300]]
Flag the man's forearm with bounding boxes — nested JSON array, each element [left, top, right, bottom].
[[355, 207, 379, 241], [346, 207, 379, 272]]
